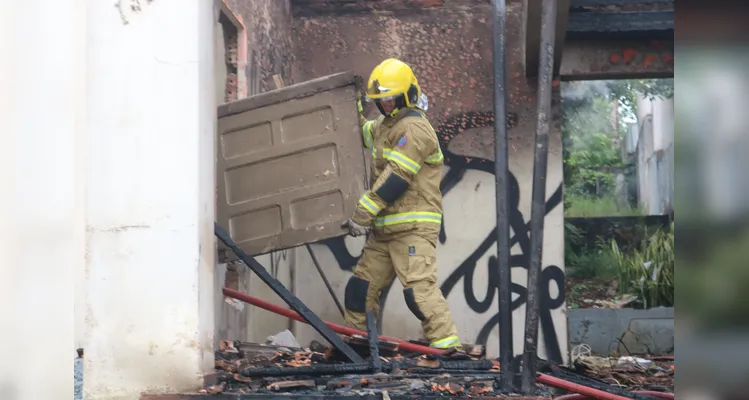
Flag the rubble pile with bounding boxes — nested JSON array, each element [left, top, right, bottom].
[[201, 338, 514, 397], [572, 355, 675, 393]]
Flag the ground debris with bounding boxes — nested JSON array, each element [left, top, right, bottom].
[[267, 379, 315, 391], [568, 354, 675, 393], [206, 336, 673, 398], [207, 336, 511, 396]]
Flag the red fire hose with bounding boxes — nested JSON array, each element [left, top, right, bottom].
[[223, 287, 445, 356], [222, 287, 667, 400], [536, 374, 635, 400], [554, 391, 674, 400]]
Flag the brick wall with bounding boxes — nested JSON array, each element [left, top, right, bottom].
[[287, 0, 568, 363], [226, 0, 296, 93]]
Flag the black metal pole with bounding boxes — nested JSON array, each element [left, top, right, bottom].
[[215, 223, 364, 364], [521, 0, 557, 393], [492, 0, 513, 390], [366, 311, 382, 373]]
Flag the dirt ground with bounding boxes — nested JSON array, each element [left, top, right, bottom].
[[566, 277, 620, 309]]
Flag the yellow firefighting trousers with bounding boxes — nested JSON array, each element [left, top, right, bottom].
[[343, 231, 460, 349]]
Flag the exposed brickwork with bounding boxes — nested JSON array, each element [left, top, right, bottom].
[[141, 394, 552, 399], [292, 1, 561, 158], [225, 73, 238, 103], [290, 0, 489, 15], [226, 0, 296, 94]]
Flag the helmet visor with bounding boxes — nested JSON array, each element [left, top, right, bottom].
[[366, 79, 405, 99]]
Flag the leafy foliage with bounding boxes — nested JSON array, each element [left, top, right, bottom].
[[563, 91, 626, 208], [564, 221, 583, 268], [611, 223, 675, 308], [562, 79, 675, 294], [607, 79, 674, 123], [562, 79, 673, 216]]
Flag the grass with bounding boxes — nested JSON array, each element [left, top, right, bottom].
[[565, 222, 617, 280], [567, 242, 619, 280], [565, 194, 645, 218]]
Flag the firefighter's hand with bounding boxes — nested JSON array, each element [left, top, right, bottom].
[[342, 218, 370, 237]]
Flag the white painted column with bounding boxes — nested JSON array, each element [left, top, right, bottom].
[[83, 0, 216, 398], [0, 1, 85, 399]]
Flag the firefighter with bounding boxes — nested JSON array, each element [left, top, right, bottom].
[[341, 58, 462, 351]]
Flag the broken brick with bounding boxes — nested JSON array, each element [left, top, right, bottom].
[[267, 379, 315, 392]]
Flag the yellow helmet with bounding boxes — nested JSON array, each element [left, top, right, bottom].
[[365, 58, 422, 110]]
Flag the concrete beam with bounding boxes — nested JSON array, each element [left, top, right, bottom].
[[559, 39, 674, 80], [525, 0, 571, 77]]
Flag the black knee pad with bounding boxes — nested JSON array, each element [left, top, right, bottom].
[[403, 288, 426, 321], [344, 276, 369, 313]]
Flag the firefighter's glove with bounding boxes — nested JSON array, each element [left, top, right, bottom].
[[342, 218, 370, 237], [356, 91, 364, 113]]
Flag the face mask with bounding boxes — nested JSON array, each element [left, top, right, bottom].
[[417, 92, 429, 111]]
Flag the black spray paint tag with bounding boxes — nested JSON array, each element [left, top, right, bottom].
[[408, 246, 415, 256]]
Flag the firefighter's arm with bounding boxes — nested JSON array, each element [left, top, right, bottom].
[[351, 124, 434, 225], [360, 114, 383, 150], [357, 93, 378, 149]]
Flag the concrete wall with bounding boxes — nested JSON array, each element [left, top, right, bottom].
[[3, 1, 85, 398], [80, 0, 217, 398], [233, 0, 568, 364], [635, 94, 674, 215], [568, 307, 675, 356]]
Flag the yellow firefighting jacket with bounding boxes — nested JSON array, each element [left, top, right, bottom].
[[351, 108, 444, 237]]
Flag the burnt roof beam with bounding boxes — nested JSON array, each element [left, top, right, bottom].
[[570, 0, 673, 7], [565, 10, 674, 40]]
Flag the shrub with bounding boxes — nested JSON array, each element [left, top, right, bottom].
[[612, 223, 674, 308]]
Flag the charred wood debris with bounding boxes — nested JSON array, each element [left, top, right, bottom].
[[205, 337, 505, 397], [199, 336, 672, 398], [207, 226, 672, 398]]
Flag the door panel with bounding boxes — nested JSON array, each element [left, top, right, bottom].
[[216, 72, 367, 257]]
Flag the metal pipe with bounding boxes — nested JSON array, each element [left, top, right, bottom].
[[215, 223, 364, 364], [491, 0, 513, 390], [536, 374, 632, 400], [306, 244, 345, 316], [554, 391, 675, 400], [222, 287, 445, 356], [521, 0, 558, 393], [223, 287, 639, 400]]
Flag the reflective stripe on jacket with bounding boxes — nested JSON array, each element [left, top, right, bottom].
[[353, 108, 444, 237]]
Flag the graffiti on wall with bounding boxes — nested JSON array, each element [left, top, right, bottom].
[[319, 111, 566, 363]]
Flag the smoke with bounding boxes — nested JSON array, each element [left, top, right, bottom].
[[561, 80, 611, 101]]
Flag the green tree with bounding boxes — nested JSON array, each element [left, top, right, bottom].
[[607, 79, 674, 122], [562, 79, 674, 215], [563, 90, 624, 200]]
